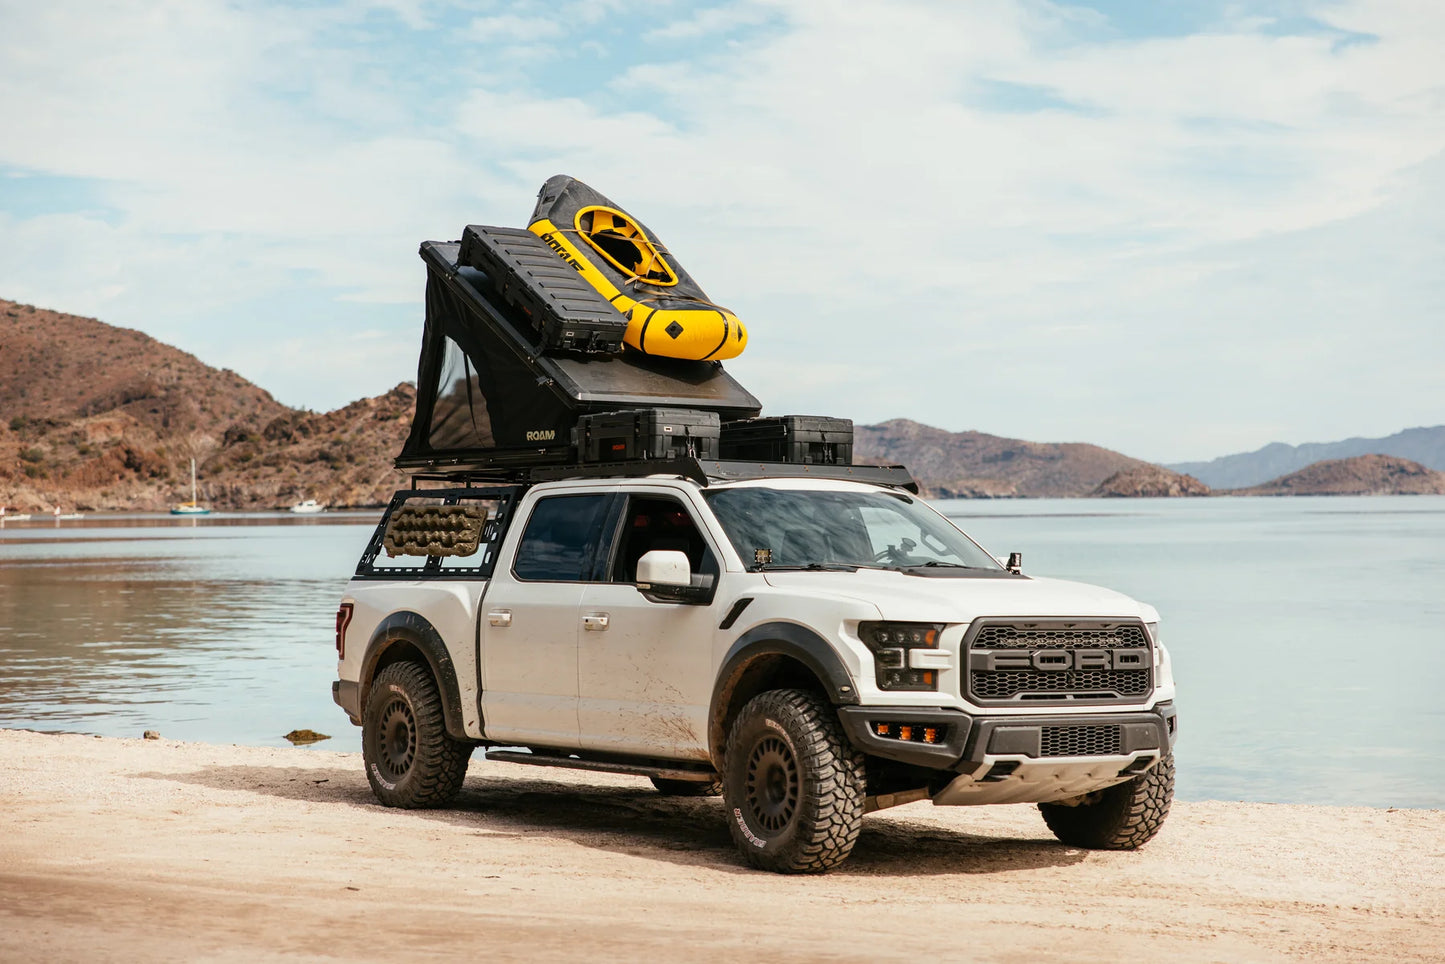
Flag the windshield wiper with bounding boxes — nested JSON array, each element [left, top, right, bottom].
[[904, 561, 987, 570], [749, 562, 859, 573]]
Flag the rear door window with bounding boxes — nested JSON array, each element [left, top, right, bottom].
[[512, 494, 612, 582]]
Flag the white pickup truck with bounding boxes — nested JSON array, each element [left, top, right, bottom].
[[333, 469, 1177, 873]]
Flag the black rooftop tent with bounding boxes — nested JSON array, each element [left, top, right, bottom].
[[397, 241, 762, 473]]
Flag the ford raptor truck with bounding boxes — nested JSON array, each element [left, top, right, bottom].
[[332, 466, 1177, 873]]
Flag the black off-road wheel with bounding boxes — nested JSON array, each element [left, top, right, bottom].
[[362, 661, 472, 809], [650, 776, 723, 797], [1039, 754, 1175, 850], [722, 689, 865, 874]]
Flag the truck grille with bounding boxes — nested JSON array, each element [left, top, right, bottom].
[[966, 622, 1153, 706], [1041, 724, 1122, 757]]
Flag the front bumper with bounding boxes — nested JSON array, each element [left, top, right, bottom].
[[837, 701, 1177, 772]]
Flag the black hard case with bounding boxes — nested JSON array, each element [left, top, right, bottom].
[[576, 408, 720, 463], [458, 225, 628, 353], [718, 415, 855, 464]]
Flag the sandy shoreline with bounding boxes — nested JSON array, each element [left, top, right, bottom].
[[1, 729, 1440, 962]]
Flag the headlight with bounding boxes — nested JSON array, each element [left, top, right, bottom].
[[858, 621, 944, 692], [1155, 642, 1174, 688]]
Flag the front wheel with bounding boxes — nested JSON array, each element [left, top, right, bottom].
[[1038, 754, 1175, 849], [722, 689, 865, 873], [362, 661, 472, 808]]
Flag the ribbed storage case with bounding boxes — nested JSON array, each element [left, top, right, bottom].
[[718, 415, 854, 464], [458, 224, 629, 354], [576, 409, 721, 463]]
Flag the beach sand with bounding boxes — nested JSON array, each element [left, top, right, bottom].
[[1, 728, 1440, 962]]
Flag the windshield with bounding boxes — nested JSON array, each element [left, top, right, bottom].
[[703, 487, 1001, 571]]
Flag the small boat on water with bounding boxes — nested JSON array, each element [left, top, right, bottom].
[[171, 458, 212, 516], [528, 175, 748, 362], [289, 499, 326, 514], [52, 507, 84, 521], [1, 507, 32, 523]]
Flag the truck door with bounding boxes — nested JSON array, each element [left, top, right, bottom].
[[577, 492, 722, 761], [477, 492, 613, 749]]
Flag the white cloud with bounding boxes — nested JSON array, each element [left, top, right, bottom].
[[464, 14, 565, 42], [0, 0, 1440, 458]]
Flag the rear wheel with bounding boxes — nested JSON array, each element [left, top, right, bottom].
[[1038, 754, 1174, 849], [650, 776, 723, 797], [722, 689, 865, 873], [362, 661, 472, 808]]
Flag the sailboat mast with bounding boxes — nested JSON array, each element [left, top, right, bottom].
[[191, 458, 197, 505]]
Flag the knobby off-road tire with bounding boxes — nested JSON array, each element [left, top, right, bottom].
[[1038, 754, 1175, 850], [650, 776, 723, 797], [722, 689, 865, 874], [362, 661, 472, 809]]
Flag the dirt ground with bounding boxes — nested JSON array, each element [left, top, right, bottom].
[[0, 729, 1440, 963]]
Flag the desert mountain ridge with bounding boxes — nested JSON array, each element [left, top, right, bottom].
[[1169, 425, 1445, 488], [852, 419, 1206, 498], [1228, 454, 1445, 497], [1, 299, 414, 511], [0, 298, 1434, 511]]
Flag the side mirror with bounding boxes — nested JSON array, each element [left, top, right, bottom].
[[637, 549, 691, 588], [1006, 551, 1023, 574]]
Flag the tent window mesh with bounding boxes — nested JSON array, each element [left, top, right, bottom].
[[429, 335, 494, 450]]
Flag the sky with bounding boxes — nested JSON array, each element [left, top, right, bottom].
[[0, 0, 1441, 463]]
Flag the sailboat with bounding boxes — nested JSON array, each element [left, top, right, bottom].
[[170, 458, 212, 515]]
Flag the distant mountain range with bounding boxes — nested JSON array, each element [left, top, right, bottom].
[[853, 420, 1203, 498], [1168, 426, 1445, 489], [2, 297, 1439, 510]]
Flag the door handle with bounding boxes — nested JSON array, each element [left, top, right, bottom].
[[582, 612, 610, 631], [487, 610, 512, 628]]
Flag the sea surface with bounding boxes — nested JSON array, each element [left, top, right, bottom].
[[1, 497, 1442, 809]]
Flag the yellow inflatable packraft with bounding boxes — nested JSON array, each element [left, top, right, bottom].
[[528, 175, 748, 361]]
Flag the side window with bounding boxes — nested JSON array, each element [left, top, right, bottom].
[[513, 495, 611, 582], [608, 495, 718, 583]]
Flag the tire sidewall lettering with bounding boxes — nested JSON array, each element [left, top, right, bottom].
[[732, 807, 767, 848], [369, 761, 396, 791]]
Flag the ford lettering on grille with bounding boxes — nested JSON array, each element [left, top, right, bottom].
[[971, 648, 1150, 672], [966, 622, 1153, 705]]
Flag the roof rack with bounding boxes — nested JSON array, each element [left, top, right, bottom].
[[404, 457, 918, 493]]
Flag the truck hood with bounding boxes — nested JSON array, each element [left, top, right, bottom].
[[760, 569, 1155, 623]]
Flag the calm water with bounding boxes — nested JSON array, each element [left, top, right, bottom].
[[1, 498, 1442, 809]]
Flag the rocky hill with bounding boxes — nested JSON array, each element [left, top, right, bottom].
[[1092, 466, 1211, 498], [1169, 425, 1445, 489], [1, 299, 412, 511], [853, 419, 1201, 498], [1229, 454, 1445, 496]]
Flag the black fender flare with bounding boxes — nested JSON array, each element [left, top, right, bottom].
[[708, 622, 860, 761], [360, 611, 470, 742]]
